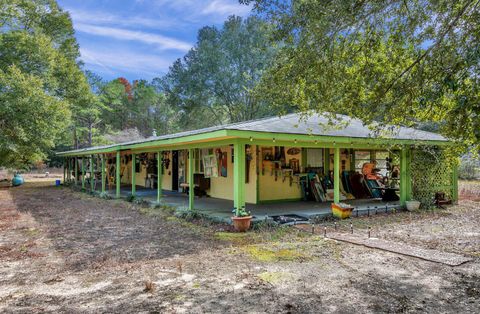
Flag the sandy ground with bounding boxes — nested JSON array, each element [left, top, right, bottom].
[[0, 180, 479, 313]]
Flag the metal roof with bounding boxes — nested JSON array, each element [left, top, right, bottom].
[[58, 113, 448, 155]]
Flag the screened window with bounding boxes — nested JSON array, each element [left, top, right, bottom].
[[306, 149, 324, 167]]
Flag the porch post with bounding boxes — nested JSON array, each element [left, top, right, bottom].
[[452, 161, 459, 204], [233, 141, 246, 215], [116, 151, 121, 198], [101, 154, 106, 193], [400, 147, 409, 206], [81, 157, 85, 190], [67, 158, 71, 182], [74, 157, 78, 185], [90, 155, 94, 192], [131, 153, 136, 196], [63, 158, 66, 183], [333, 147, 340, 204], [188, 149, 194, 210], [157, 151, 163, 203]]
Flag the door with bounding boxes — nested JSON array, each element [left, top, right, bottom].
[[172, 150, 179, 191]]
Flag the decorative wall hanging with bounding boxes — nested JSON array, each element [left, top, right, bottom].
[[287, 147, 301, 155]]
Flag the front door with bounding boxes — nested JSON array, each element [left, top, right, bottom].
[[172, 150, 179, 191]]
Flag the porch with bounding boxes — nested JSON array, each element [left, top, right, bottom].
[[107, 185, 402, 223]]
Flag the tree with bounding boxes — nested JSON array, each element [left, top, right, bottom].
[[0, 0, 96, 166], [160, 15, 279, 129], [243, 0, 480, 152]]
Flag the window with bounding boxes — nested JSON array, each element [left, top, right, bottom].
[[354, 151, 371, 172], [374, 151, 390, 176], [306, 148, 324, 167]]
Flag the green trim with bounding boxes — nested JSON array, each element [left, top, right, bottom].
[[188, 149, 194, 210], [74, 157, 78, 185], [101, 155, 106, 193], [131, 153, 136, 196], [157, 150, 163, 203], [81, 158, 85, 190], [333, 148, 340, 203], [233, 140, 246, 215], [116, 151, 121, 198], [400, 149, 407, 206], [90, 155, 94, 191]]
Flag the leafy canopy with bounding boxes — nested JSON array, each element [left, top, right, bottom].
[[243, 0, 480, 152]]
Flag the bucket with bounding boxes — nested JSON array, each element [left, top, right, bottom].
[[55, 179, 61, 186]]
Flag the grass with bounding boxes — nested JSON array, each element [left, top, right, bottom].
[[244, 244, 310, 262], [258, 271, 294, 284]]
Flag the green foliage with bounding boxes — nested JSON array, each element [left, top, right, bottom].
[[235, 208, 251, 217], [246, 0, 480, 152], [459, 153, 480, 180], [0, 0, 96, 168], [161, 16, 279, 129]]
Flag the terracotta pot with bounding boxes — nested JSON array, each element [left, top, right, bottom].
[[232, 216, 252, 232]]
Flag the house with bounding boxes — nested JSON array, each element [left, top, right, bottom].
[[57, 113, 458, 218]]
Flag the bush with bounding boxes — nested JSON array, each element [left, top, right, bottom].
[[459, 154, 480, 180]]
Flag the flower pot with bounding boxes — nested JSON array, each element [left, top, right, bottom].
[[331, 203, 354, 219], [405, 200, 421, 211], [231, 216, 252, 232]]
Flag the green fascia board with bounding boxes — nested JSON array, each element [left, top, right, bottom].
[[224, 130, 452, 147]]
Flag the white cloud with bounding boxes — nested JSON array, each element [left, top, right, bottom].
[[68, 9, 182, 30], [201, 0, 251, 16], [80, 47, 173, 77], [75, 23, 192, 52]]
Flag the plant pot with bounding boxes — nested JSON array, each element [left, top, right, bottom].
[[232, 216, 252, 232], [331, 203, 354, 219], [405, 200, 421, 211]]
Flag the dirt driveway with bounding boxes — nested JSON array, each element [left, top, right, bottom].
[[1, 182, 479, 313]]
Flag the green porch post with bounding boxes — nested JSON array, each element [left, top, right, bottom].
[[90, 155, 94, 191], [188, 149, 194, 210], [157, 151, 163, 203], [406, 148, 412, 201], [116, 151, 121, 198], [101, 154, 106, 193], [333, 147, 340, 204], [131, 153, 136, 196], [400, 148, 408, 206], [233, 141, 246, 215], [67, 158, 71, 182], [75, 157, 78, 185], [81, 157, 85, 190], [452, 161, 459, 204]]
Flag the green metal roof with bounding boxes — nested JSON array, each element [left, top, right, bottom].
[[57, 113, 449, 156]]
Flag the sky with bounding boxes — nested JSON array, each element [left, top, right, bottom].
[[57, 0, 252, 81]]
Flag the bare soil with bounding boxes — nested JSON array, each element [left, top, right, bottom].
[[0, 180, 479, 313]]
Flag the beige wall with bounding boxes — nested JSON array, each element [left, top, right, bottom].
[[258, 146, 302, 201]]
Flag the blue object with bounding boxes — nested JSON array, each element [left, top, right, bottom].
[[55, 179, 61, 186], [12, 174, 24, 186]]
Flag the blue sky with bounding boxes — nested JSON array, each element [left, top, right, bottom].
[[58, 0, 252, 81]]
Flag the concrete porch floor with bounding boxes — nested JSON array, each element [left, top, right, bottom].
[[105, 185, 402, 223]]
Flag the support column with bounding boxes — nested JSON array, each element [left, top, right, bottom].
[[101, 154, 106, 193], [90, 155, 94, 192], [63, 158, 66, 183], [233, 141, 246, 216], [400, 148, 407, 206], [81, 157, 85, 190], [131, 153, 136, 196], [67, 158, 71, 182], [452, 161, 459, 204], [157, 151, 163, 203], [188, 149, 194, 210], [75, 157, 78, 185], [333, 147, 340, 204], [116, 151, 121, 198]]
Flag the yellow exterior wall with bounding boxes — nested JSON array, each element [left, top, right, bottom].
[[258, 146, 302, 201], [207, 145, 257, 204]]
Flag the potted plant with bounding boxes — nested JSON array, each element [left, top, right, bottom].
[[231, 208, 252, 232], [405, 200, 421, 211]]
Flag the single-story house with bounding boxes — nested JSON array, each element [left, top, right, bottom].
[[57, 113, 458, 218]]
